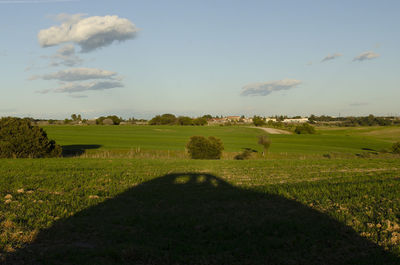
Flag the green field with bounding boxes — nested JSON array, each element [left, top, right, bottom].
[[1, 125, 400, 264], [42, 125, 400, 156]]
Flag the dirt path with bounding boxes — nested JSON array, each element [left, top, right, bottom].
[[250, 126, 292, 135]]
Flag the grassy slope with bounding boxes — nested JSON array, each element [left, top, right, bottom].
[[1, 158, 399, 264], [42, 125, 399, 155]]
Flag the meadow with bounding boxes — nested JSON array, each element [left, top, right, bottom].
[[1, 125, 400, 264], [42, 125, 400, 157]]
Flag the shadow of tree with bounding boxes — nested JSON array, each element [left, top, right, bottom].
[[5, 173, 399, 264], [61, 145, 102, 157]]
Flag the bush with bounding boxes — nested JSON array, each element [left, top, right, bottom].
[[234, 148, 253, 160], [0, 117, 62, 158], [186, 136, 224, 159], [258, 135, 271, 157], [392, 142, 400, 154], [294, 123, 316, 134]]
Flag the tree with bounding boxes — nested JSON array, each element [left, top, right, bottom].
[[294, 123, 316, 134], [193, 117, 207, 126], [258, 135, 271, 157], [0, 117, 61, 158], [186, 136, 224, 159], [253, 116, 266, 127], [177, 116, 194, 125]]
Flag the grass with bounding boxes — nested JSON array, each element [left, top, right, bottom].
[[1, 158, 400, 264], [1, 125, 400, 264], [42, 125, 399, 157]]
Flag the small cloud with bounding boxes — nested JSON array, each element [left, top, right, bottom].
[[349, 102, 369, 107], [321, 53, 342, 62], [38, 80, 123, 94], [48, 44, 83, 67], [38, 14, 138, 52], [31, 68, 118, 81], [241, 79, 301, 97], [353, 51, 380, 62]]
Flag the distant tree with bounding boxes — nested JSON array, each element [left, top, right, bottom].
[[253, 116, 266, 127], [193, 117, 207, 126], [96, 115, 121, 125], [0, 117, 61, 158], [177, 116, 194, 125], [258, 135, 271, 157], [186, 136, 224, 159], [294, 123, 316, 134], [71, 114, 77, 121], [202, 114, 213, 120], [149, 114, 177, 125]]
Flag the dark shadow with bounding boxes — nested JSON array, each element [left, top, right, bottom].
[[362, 147, 377, 152], [4, 173, 399, 265], [243, 147, 258, 153], [62, 144, 102, 157]]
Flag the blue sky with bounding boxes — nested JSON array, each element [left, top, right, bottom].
[[0, 0, 399, 119]]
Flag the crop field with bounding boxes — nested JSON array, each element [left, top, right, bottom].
[[0, 125, 399, 264], [42, 125, 400, 157]]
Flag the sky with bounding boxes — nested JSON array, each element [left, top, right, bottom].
[[0, 0, 399, 119]]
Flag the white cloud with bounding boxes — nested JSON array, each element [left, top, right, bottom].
[[38, 80, 123, 94], [241, 79, 301, 96], [38, 14, 137, 52], [31, 68, 118, 81], [321, 53, 342, 62], [353, 51, 380, 62], [48, 44, 83, 67]]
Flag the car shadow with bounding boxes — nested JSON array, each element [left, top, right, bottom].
[[4, 173, 399, 265], [61, 144, 102, 157]]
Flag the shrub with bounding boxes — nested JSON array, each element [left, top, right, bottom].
[[0, 117, 62, 158], [186, 136, 224, 159], [392, 142, 400, 154], [294, 123, 316, 134], [258, 135, 271, 157], [234, 148, 253, 160]]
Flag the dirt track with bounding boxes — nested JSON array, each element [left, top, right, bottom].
[[251, 127, 292, 135]]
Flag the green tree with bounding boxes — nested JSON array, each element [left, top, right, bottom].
[[0, 117, 61, 158], [186, 136, 224, 159], [253, 116, 266, 127]]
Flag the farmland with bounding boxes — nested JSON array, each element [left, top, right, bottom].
[[1, 125, 400, 264]]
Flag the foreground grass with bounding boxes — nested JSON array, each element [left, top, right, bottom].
[[1, 158, 399, 264]]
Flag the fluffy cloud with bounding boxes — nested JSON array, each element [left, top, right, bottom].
[[48, 44, 83, 67], [38, 14, 137, 52], [353, 51, 380, 62], [38, 80, 123, 94], [241, 79, 301, 96], [31, 68, 118, 81], [321, 53, 342, 62]]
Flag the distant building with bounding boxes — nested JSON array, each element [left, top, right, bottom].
[[226, 116, 241, 122], [282, 118, 309, 123]]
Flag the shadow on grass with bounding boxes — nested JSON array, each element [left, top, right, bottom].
[[61, 144, 102, 157], [5, 173, 399, 265]]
